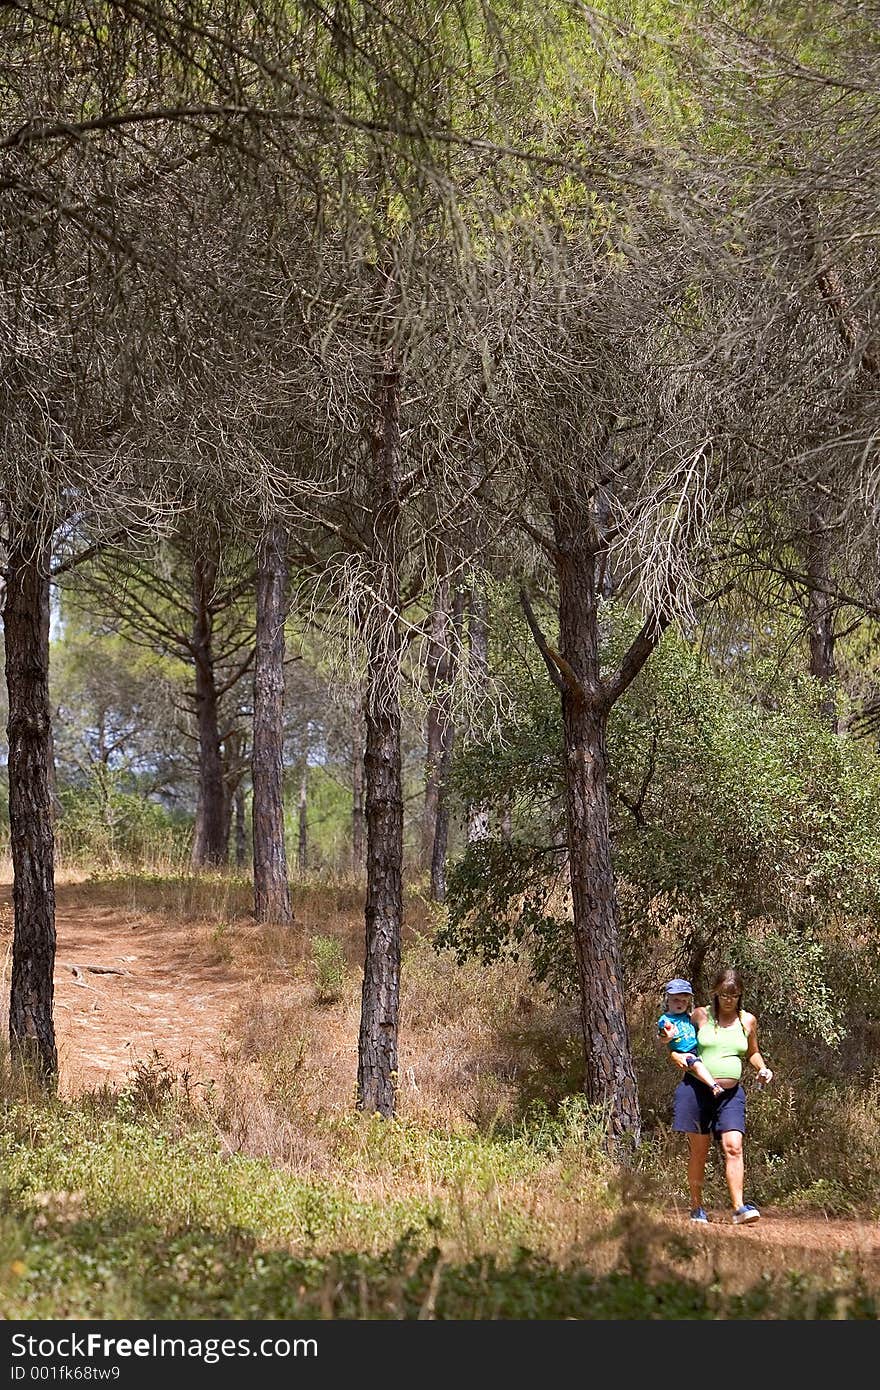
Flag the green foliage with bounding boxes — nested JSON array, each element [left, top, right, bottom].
[[50, 617, 192, 805], [286, 767, 352, 870], [442, 611, 880, 1046], [732, 928, 843, 1044], [310, 935, 348, 1005], [437, 840, 576, 995], [55, 768, 188, 868]]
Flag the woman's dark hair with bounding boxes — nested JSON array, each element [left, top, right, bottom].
[[710, 967, 744, 1025]]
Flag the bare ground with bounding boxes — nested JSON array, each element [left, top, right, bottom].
[[45, 891, 245, 1094]]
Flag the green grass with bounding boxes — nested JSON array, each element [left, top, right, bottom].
[[0, 1089, 876, 1320], [0, 1092, 603, 1260]]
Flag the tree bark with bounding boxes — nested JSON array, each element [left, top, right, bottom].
[[359, 614, 403, 1116], [358, 295, 403, 1119], [4, 519, 58, 1085], [519, 451, 670, 1146], [557, 534, 641, 1144], [252, 522, 292, 922], [234, 785, 247, 868], [466, 582, 490, 842], [191, 547, 229, 867]]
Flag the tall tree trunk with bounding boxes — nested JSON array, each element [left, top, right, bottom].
[[223, 727, 245, 865], [191, 549, 228, 867], [252, 522, 292, 922], [430, 585, 465, 903], [422, 705, 443, 867], [4, 519, 57, 1084], [521, 452, 669, 1145], [358, 294, 403, 1119], [297, 760, 308, 874], [466, 582, 490, 841], [806, 507, 837, 726], [359, 613, 403, 1116], [557, 536, 641, 1144], [234, 785, 247, 869]]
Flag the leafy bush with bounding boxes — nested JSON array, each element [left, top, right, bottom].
[[442, 617, 880, 1048], [55, 768, 189, 867], [311, 934, 348, 1004]]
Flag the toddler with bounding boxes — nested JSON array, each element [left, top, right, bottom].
[[657, 977, 723, 1096]]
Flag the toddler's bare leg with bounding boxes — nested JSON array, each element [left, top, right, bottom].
[[689, 1059, 723, 1094]]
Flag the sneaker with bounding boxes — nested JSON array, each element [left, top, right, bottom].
[[732, 1203, 761, 1225], [689, 1207, 709, 1223]]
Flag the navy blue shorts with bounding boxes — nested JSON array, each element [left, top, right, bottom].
[[672, 1074, 746, 1136]]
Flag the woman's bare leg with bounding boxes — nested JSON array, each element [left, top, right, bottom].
[[719, 1131, 744, 1210], [687, 1133, 712, 1209]]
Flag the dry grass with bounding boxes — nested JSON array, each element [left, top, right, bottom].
[[184, 875, 585, 1145], [3, 863, 880, 1300]]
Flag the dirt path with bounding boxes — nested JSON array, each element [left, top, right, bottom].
[[659, 1207, 880, 1294], [1, 885, 246, 1094], [2, 883, 879, 1282]]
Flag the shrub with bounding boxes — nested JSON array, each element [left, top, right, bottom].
[[311, 935, 347, 1005], [55, 768, 188, 868]]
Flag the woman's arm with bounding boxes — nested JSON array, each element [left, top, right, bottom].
[[745, 1013, 773, 1081]]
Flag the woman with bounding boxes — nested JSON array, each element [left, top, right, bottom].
[[669, 966, 773, 1225]]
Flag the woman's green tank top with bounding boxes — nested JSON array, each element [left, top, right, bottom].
[[696, 1011, 749, 1080]]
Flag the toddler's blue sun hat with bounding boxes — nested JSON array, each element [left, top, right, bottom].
[[663, 978, 693, 995]]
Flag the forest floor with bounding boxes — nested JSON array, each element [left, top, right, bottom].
[[45, 884, 248, 1095], [2, 874, 879, 1305]]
